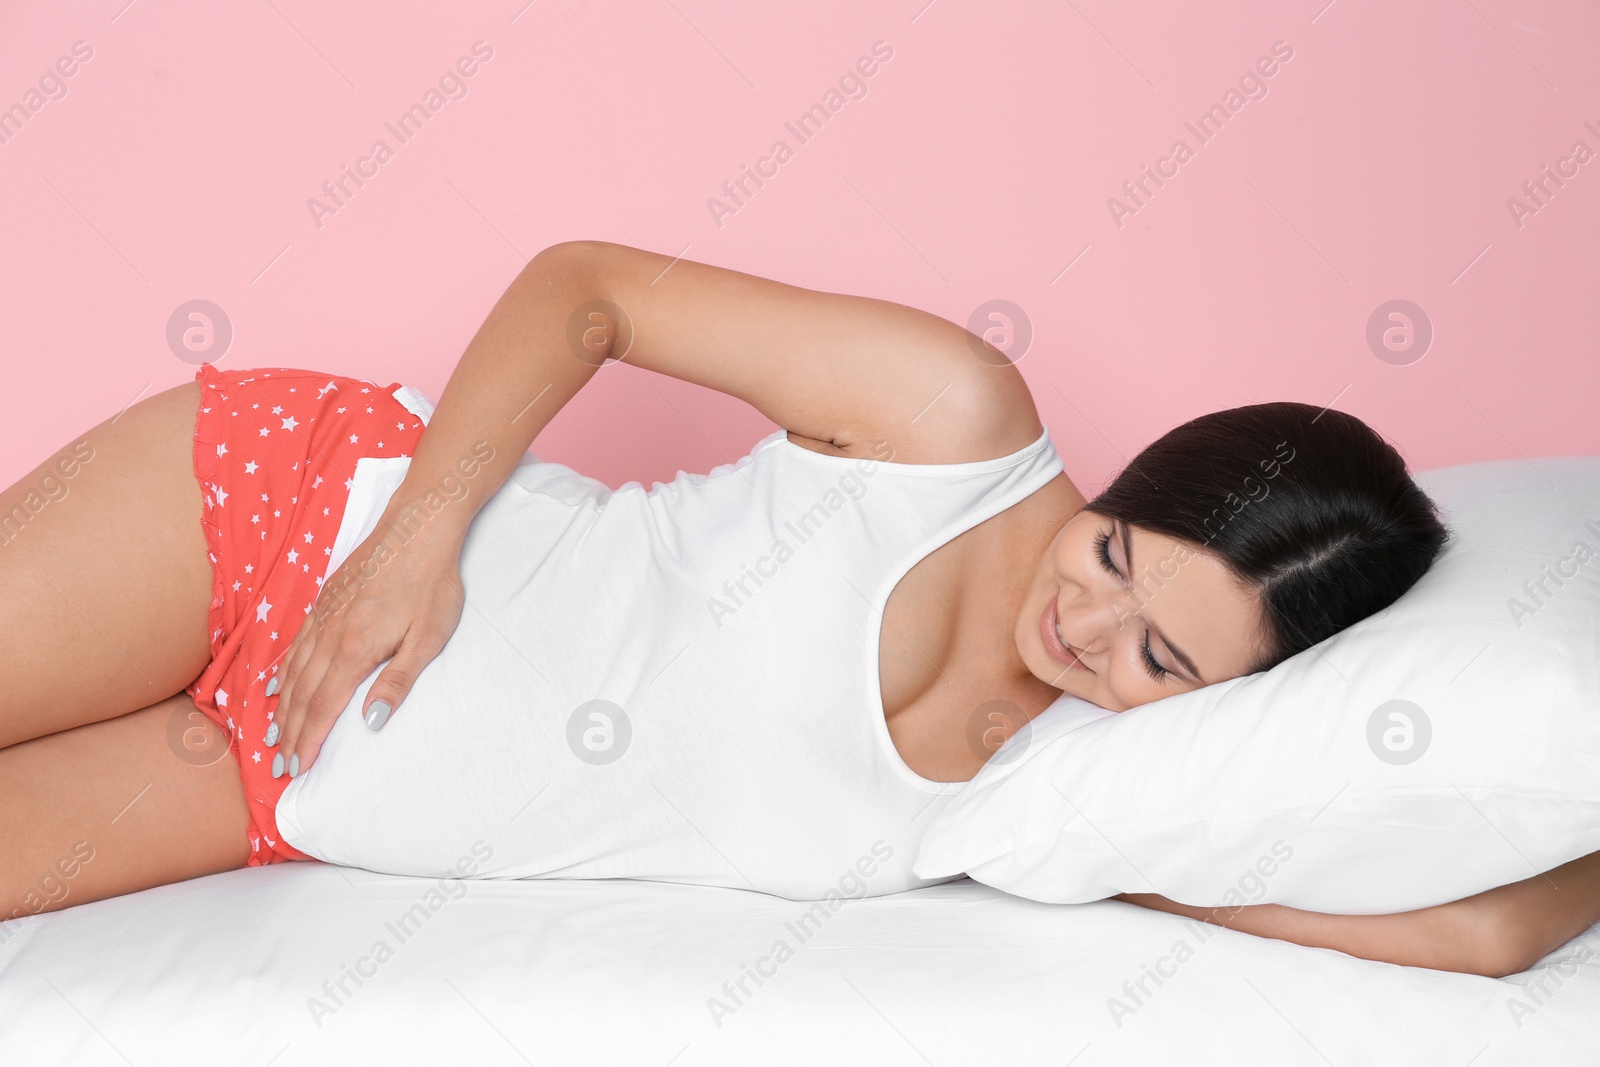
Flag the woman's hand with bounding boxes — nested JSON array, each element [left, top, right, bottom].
[[265, 518, 466, 779]]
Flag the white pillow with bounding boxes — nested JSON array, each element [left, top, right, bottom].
[[912, 456, 1600, 914]]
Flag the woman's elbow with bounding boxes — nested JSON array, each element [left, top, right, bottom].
[[1473, 934, 1543, 979], [1460, 904, 1545, 978], [1383, 894, 1544, 977]]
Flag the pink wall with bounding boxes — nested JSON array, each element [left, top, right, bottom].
[[3, 0, 1596, 495]]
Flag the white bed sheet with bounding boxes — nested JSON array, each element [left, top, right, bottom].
[[1, 863, 1595, 1065]]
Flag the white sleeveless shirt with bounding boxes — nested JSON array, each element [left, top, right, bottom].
[[275, 386, 1065, 900]]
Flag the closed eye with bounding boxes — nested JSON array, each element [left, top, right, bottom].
[[1093, 529, 1118, 577], [1094, 523, 1171, 684], [1138, 640, 1170, 682]]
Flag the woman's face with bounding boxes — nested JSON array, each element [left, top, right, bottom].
[[1014, 508, 1269, 712]]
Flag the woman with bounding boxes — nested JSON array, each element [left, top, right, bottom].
[[2, 241, 1595, 978]]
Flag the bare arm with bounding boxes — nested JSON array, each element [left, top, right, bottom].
[[366, 246, 607, 553], [380, 239, 1040, 547], [1117, 848, 1600, 978]]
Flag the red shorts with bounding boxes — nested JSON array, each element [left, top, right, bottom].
[[185, 363, 428, 865]]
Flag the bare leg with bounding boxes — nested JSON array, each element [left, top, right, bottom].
[[0, 692, 251, 922], [0, 381, 214, 749]]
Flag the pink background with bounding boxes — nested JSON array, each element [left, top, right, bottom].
[[2, 0, 1596, 494]]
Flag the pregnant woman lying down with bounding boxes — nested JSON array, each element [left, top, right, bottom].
[[4, 241, 1597, 978]]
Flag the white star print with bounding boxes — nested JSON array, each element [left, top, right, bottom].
[[216, 689, 229, 707], [216, 442, 228, 457], [189, 376, 438, 814]]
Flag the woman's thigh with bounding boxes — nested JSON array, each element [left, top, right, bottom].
[[0, 380, 214, 749], [0, 692, 251, 923]]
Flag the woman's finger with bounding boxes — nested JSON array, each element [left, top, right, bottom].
[[359, 625, 445, 733], [267, 629, 312, 751], [274, 640, 339, 778], [287, 645, 392, 774], [268, 612, 320, 730]]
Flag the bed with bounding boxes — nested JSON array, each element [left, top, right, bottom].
[[2, 862, 1595, 1064]]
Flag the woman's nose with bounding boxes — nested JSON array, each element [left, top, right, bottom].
[[1055, 599, 1109, 656]]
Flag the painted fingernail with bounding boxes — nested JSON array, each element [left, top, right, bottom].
[[264, 722, 280, 746], [365, 701, 391, 731], [272, 752, 285, 778], [266, 675, 280, 697], [289, 753, 300, 778]]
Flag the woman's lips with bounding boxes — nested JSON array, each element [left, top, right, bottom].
[[1041, 597, 1092, 672]]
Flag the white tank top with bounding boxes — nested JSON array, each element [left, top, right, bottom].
[[276, 386, 1065, 899]]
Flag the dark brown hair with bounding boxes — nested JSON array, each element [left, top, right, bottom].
[[1086, 402, 1450, 673]]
